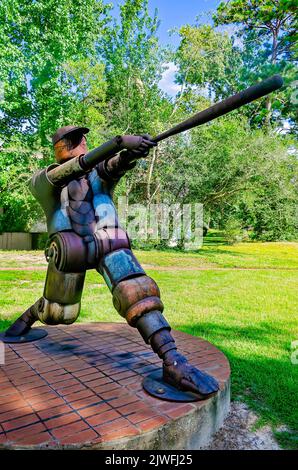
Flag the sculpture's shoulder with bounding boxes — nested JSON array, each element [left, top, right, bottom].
[[29, 163, 62, 207]]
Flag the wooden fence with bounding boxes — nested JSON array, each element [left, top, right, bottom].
[[0, 232, 32, 250]]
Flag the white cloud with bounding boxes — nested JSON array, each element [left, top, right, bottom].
[[159, 62, 181, 97]]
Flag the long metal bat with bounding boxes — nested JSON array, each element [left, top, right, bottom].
[[48, 75, 283, 185], [153, 74, 283, 143]]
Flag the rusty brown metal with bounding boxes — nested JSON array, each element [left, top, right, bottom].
[[52, 125, 89, 146], [126, 297, 164, 326], [112, 275, 163, 326], [150, 329, 177, 357], [47, 156, 85, 186], [0, 298, 48, 343], [47, 232, 88, 273], [4, 297, 44, 337], [94, 227, 130, 260]]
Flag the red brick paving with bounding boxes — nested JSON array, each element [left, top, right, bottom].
[[0, 322, 230, 448]]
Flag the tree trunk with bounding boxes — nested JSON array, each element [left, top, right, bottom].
[[264, 29, 278, 129], [146, 146, 158, 206]]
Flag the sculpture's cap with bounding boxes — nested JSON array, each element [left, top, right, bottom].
[[52, 125, 90, 145]]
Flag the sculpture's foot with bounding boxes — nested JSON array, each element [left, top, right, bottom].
[[162, 351, 219, 399], [1, 297, 47, 343], [143, 368, 206, 402], [0, 328, 48, 344], [143, 351, 219, 402]]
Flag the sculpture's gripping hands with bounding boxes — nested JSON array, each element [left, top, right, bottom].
[[47, 135, 156, 186], [80, 134, 156, 171]]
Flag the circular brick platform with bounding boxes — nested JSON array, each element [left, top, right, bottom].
[[0, 322, 230, 450]]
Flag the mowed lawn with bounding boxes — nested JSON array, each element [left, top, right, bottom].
[[0, 236, 297, 448]]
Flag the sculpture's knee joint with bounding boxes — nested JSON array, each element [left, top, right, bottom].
[[112, 275, 164, 326], [100, 247, 169, 342], [94, 227, 130, 261], [46, 232, 87, 272], [45, 229, 131, 273], [37, 298, 81, 325]]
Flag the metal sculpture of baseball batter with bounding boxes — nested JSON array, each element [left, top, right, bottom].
[[1, 75, 283, 401]]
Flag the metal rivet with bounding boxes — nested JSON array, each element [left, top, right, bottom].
[[156, 387, 165, 394]]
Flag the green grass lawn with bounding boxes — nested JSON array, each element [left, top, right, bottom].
[[0, 236, 297, 448]]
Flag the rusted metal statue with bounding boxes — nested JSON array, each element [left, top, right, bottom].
[[1, 75, 283, 401]]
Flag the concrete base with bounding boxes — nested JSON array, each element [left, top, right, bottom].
[[0, 322, 230, 450]]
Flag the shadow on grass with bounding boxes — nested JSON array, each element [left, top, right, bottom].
[[274, 430, 298, 450], [203, 232, 227, 246], [177, 321, 289, 348], [175, 322, 298, 448], [200, 247, 248, 257], [0, 319, 14, 332]]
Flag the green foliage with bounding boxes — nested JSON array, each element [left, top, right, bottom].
[[0, 0, 111, 145], [223, 218, 246, 245], [152, 117, 298, 241], [175, 24, 242, 100], [97, 0, 174, 204], [97, 0, 171, 137], [214, 0, 298, 129], [0, 0, 297, 241], [64, 59, 107, 147], [0, 0, 111, 229], [0, 148, 49, 232], [274, 430, 298, 450]]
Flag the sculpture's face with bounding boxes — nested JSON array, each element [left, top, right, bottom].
[[54, 134, 88, 163]]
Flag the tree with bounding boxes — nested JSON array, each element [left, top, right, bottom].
[[152, 116, 298, 241], [64, 59, 107, 147], [214, 0, 298, 129], [0, 0, 111, 146], [0, 0, 111, 232], [97, 0, 170, 135], [0, 148, 46, 232], [97, 0, 173, 205], [175, 24, 242, 101]]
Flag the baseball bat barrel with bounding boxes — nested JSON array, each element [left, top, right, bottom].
[[153, 74, 283, 143]]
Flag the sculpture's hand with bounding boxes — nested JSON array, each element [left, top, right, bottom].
[[163, 351, 219, 398], [121, 134, 157, 160], [101, 134, 156, 179]]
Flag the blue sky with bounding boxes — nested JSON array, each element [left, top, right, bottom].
[[144, 0, 222, 46], [108, 1, 225, 96], [109, 0, 222, 46]]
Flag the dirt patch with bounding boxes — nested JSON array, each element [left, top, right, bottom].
[[204, 402, 280, 450]]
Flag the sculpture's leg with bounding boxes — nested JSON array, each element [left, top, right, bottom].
[[96, 228, 219, 400], [1, 259, 85, 343], [0, 297, 48, 343]]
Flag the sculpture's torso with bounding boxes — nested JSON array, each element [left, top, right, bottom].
[[30, 166, 119, 237], [67, 176, 96, 237]]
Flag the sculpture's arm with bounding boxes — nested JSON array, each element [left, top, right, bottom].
[[47, 135, 156, 186], [98, 134, 154, 181]]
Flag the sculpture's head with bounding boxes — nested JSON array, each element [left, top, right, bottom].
[[52, 125, 90, 163]]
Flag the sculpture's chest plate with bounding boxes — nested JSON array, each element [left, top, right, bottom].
[[67, 177, 96, 237]]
